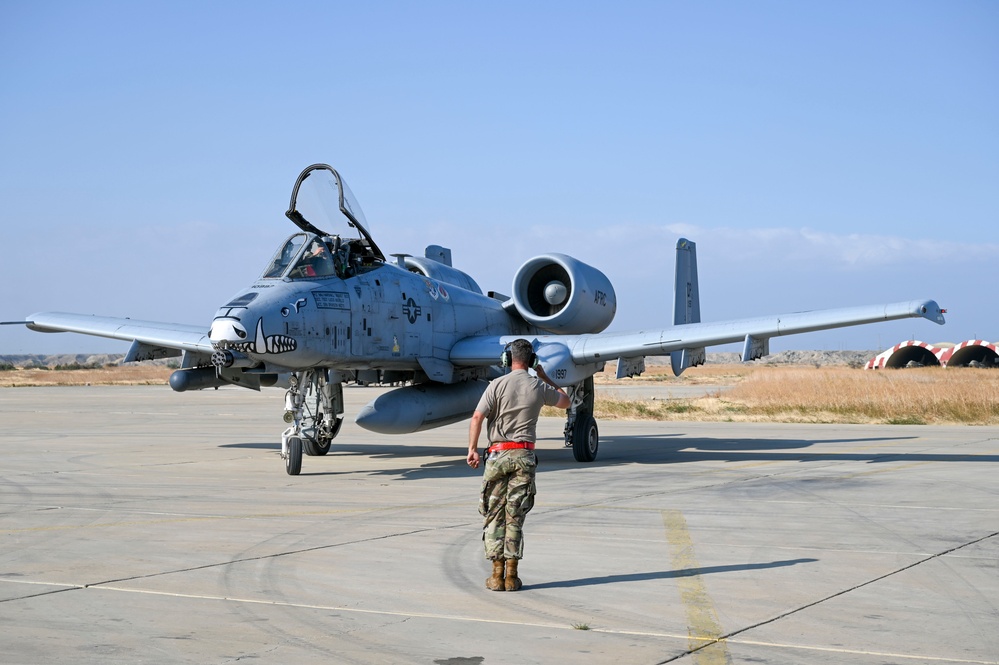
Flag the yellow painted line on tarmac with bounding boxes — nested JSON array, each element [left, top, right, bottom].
[[662, 509, 731, 665]]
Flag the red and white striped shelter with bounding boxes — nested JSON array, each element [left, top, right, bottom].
[[935, 340, 999, 367], [865, 340, 939, 369], [865, 340, 998, 369]]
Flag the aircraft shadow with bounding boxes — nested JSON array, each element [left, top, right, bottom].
[[221, 440, 479, 479], [219, 432, 999, 479], [536, 434, 999, 469], [528, 557, 819, 590]]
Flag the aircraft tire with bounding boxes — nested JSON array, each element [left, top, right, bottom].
[[286, 437, 303, 475], [303, 435, 331, 457], [572, 414, 599, 463]]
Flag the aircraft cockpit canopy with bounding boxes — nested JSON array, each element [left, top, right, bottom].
[[285, 164, 385, 263], [261, 165, 388, 281]]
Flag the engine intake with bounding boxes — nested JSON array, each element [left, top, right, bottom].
[[511, 254, 616, 334]]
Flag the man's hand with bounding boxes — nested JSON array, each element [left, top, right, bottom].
[[535, 363, 558, 388], [468, 410, 485, 469], [535, 363, 571, 409]]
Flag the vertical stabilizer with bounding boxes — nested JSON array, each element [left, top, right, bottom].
[[671, 238, 705, 376], [673, 238, 700, 325]]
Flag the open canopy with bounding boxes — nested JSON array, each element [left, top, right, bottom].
[[285, 164, 385, 262]]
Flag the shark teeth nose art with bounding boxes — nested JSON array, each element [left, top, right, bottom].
[[253, 318, 296, 353], [227, 319, 297, 355], [261, 334, 297, 353]]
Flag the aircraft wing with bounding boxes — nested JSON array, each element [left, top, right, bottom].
[[449, 299, 946, 379], [20, 311, 213, 361]]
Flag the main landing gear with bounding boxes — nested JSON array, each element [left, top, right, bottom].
[[281, 369, 344, 475], [564, 376, 599, 462]]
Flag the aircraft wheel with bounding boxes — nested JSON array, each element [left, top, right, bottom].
[[572, 414, 599, 463], [303, 435, 331, 457], [286, 436, 303, 476], [304, 416, 341, 456]]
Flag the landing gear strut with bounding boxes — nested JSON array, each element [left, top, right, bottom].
[[281, 369, 344, 475], [564, 376, 598, 462]]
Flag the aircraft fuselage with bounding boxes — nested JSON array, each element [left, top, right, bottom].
[[209, 243, 527, 384]]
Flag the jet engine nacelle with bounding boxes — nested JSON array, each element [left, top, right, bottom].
[[511, 254, 616, 334]]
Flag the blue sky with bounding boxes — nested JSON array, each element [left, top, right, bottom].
[[1, 1, 996, 355]]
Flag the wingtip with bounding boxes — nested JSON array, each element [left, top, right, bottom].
[[918, 300, 946, 325]]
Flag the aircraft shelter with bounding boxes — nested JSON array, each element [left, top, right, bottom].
[[865, 339, 999, 369]]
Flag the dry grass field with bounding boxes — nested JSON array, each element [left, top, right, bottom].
[[585, 363, 999, 426], [3, 362, 996, 426], [0, 365, 172, 387]]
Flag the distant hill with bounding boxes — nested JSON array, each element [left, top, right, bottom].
[[2, 351, 877, 370], [703, 349, 878, 368], [0, 354, 177, 369]]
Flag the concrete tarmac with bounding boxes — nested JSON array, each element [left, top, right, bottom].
[[1, 385, 997, 665]]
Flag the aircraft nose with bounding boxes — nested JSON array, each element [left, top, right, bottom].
[[209, 318, 249, 346], [211, 313, 298, 356]]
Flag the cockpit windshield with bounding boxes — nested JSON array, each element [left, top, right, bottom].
[[262, 234, 307, 278], [288, 237, 336, 279], [262, 232, 379, 280]]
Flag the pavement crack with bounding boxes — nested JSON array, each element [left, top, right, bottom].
[[655, 529, 999, 664], [0, 585, 82, 604]]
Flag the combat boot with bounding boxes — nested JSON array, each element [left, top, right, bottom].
[[504, 558, 522, 591], [485, 558, 505, 591]]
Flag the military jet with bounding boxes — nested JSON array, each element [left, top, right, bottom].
[[14, 164, 946, 475]]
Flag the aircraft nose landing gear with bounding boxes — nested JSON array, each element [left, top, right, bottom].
[[280, 370, 345, 475], [284, 436, 303, 475]]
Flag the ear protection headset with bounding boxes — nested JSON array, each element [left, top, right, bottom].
[[500, 343, 537, 369]]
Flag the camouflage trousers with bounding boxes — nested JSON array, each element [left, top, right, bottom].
[[479, 450, 537, 561]]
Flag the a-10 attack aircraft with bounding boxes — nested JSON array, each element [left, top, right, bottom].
[[12, 164, 946, 475]]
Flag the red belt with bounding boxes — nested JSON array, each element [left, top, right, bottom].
[[487, 441, 535, 453]]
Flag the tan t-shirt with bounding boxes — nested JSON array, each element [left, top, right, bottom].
[[475, 369, 564, 444]]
